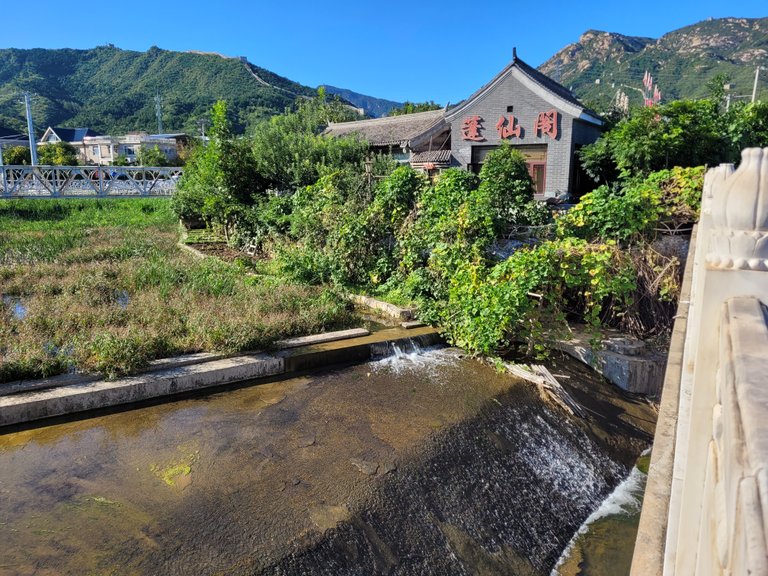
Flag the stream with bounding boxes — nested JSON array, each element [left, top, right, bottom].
[[0, 345, 655, 575]]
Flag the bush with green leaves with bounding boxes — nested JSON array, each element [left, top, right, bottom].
[[438, 239, 636, 354], [580, 99, 768, 185], [579, 99, 726, 182], [38, 141, 79, 165], [2, 146, 31, 165], [135, 144, 170, 167], [172, 100, 263, 228], [276, 165, 422, 287], [477, 143, 539, 231], [556, 166, 705, 243], [250, 94, 368, 192]]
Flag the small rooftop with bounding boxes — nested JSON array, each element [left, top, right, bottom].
[[43, 127, 103, 142], [324, 109, 447, 147]]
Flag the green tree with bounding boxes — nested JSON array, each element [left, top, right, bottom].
[[172, 100, 262, 228], [477, 144, 538, 231], [579, 99, 727, 182], [135, 144, 169, 166], [725, 101, 768, 155], [37, 141, 79, 165], [250, 94, 366, 192], [388, 101, 443, 116], [112, 153, 130, 166], [2, 146, 31, 165]]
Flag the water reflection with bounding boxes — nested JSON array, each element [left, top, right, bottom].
[[0, 349, 654, 575], [1, 294, 27, 320]]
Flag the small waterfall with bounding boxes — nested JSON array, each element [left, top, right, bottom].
[[370, 341, 457, 377], [266, 389, 629, 575], [0, 345, 650, 575], [551, 450, 650, 575]]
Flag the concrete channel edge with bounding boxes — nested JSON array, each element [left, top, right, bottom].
[[0, 326, 441, 428]]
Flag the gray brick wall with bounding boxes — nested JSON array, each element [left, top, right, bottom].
[[448, 71, 601, 197]]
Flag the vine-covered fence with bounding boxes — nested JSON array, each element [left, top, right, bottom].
[[0, 166, 182, 198]]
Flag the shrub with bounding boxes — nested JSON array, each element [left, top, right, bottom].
[[438, 239, 637, 354], [556, 166, 705, 243], [477, 144, 537, 230]]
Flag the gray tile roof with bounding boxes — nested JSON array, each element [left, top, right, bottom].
[[0, 127, 24, 139], [445, 55, 602, 126], [410, 149, 452, 164], [324, 109, 447, 147]]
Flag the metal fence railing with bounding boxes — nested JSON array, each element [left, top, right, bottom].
[[0, 165, 183, 198]]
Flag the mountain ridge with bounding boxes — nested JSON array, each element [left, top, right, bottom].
[[0, 16, 765, 137], [539, 16, 768, 108]]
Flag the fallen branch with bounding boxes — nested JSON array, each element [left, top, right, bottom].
[[503, 362, 586, 419]]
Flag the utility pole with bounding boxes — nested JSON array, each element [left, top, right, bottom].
[[22, 91, 38, 165], [154, 93, 164, 134], [197, 118, 208, 140], [752, 66, 764, 103]]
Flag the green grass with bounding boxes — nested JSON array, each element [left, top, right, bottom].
[[0, 199, 354, 383]]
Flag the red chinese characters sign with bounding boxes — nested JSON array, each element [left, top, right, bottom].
[[533, 109, 559, 140], [461, 116, 485, 141], [463, 109, 560, 142], [496, 115, 521, 139]]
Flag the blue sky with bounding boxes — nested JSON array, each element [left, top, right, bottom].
[[3, 1, 766, 104]]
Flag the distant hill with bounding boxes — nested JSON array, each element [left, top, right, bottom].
[[322, 85, 402, 118], [2, 17, 764, 138], [539, 17, 768, 110], [0, 45, 317, 136]]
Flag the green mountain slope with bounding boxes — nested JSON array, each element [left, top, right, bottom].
[[0, 45, 317, 135], [539, 17, 768, 110]]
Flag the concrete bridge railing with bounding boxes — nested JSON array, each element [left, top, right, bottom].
[[632, 148, 768, 575], [0, 165, 182, 198]]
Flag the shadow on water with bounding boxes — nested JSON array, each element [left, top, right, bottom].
[[0, 347, 655, 575]]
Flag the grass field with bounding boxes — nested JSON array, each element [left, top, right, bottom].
[[0, 199, 354, 383]]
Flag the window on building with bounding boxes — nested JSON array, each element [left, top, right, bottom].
[[124, 146, 135, 156], [91, 145, 98, 155]]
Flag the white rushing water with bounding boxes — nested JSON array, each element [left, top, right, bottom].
[[371, 343, 459, 377], [550, 458, 648, 575]]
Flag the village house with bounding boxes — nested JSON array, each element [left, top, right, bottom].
[[80, 133, 188, 165], [324, 109, 451, 177], [38, 127, 188, 165], [324, 51, 603, 199], [38, 127, 103, 163]]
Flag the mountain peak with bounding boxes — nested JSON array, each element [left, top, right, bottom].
[[539, 16, 768, 109]]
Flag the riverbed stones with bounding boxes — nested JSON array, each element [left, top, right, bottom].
[[350, 458, 379, 476]]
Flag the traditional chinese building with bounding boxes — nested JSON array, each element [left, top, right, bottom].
[[446, 50, 602, 197], [323, 51, 603, 199], [324, 109, 451, 175]]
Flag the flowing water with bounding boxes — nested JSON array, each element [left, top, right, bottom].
[[0, 346, 654, 575], [552, 459, 648, 575]]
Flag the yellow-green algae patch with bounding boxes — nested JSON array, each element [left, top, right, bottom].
[[150, 448, 200, 488]]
